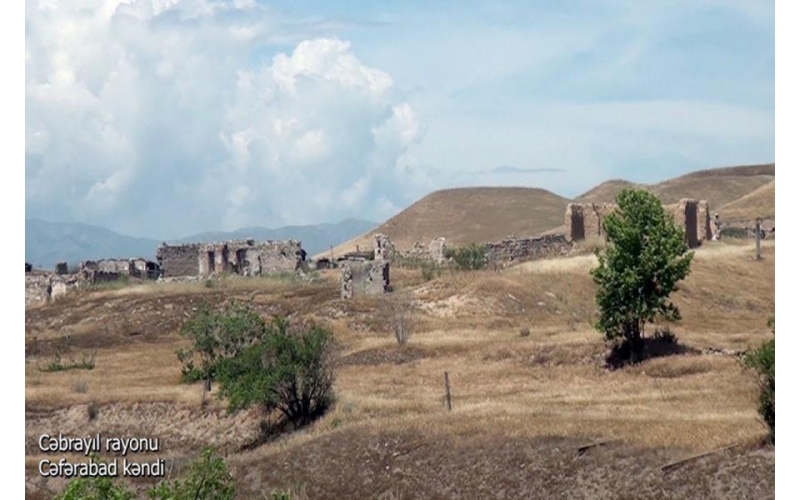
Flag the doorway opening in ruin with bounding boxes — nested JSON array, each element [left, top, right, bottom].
[[684, 203, 698, 248], [236, 249, 248, 275], [207, 251, 215, 274], [221, 246, 230, 272], [570, 211, 585, 241]]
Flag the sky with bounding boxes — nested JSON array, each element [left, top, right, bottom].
[[24, 0, 775, 240]]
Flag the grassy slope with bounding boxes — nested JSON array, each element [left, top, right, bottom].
[[26, 241, 775, 498]]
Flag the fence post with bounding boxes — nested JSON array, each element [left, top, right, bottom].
[[755, 218, 762, 261], [444, 372, 452, 411]]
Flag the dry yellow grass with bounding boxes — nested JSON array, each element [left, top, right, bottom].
[[25, 236, 774, 498]]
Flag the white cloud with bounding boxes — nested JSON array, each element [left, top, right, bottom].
[[25, 0, 428, 238]]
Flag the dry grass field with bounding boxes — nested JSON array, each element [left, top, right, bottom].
[[25, 238, 775, 499]]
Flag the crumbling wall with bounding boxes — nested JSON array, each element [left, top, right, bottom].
[[429, 237, 447, 264], [374, 234, 395, 261], [159, 240, 306, 277], [565, 203, 617, 242], [340, 260, 391, 299], [25, 273, 83, 307], [157, 243, 203, 277], [486, 234, 572, 266], [55, 262, 68, 275]]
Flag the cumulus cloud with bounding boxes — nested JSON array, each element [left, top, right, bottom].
[[25, 0, 429, 238]]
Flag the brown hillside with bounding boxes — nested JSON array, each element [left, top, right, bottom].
[[324, 163, 774, 259], [575, 180, 642, 204], [717, 180, 775, 223], [323, 187, 570, 257], [575, 164, 774, 208]]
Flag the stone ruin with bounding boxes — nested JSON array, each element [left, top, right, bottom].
[[340, 260, 391, 299], [428, 237, 447, 264], [55, 261, 69, 275], [565, 199, 712, 249], [485, 234, 572, 267], [374, 233, 396, 261], [80, 258, 161, 282], [157, 239, 307, 278]]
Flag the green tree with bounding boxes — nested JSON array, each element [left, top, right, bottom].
[[590, 189, 694, 363], [216, 317, 335, 429], [743, 317, 775, 442], [177, 300, 267, 390], [147, 448, 236, 500]]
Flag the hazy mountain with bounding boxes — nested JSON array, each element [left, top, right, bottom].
[[25, 218, 377, 271]]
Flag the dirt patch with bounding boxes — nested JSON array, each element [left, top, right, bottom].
[[337, 346, 434, 367]]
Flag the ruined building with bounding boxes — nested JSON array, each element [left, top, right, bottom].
[[156, 239, 307, 278], [340, 260, 391, 299], [565, 199, 712, 248]]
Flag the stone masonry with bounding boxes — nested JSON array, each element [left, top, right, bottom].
[[340, 260, 391, 299], [485, 234, 572, 266], [565, 199, 712, 249], [429, 237, 447, 264], [157, 239, 307, 278], [374, 233, 396, 261]]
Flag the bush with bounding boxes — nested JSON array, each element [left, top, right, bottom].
[[591, 189, 693, 364], [380, 295, 417, 346], [177, 300, 267, 390], [448, 243, 488, 271], [743, 317, 775, 442], [420, 261, 442, 281], [53, 457, 135, 500], [519, 327, 531, 338], [39, 349, 96, 373], [215, 317, 335, 430], [147, 448, 236, 500]]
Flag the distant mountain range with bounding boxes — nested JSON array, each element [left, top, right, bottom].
[[25, 218, 377, 270]]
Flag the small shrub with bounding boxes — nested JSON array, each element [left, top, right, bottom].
[[519, 327, 531, 338], [449, 243, 488, 271], [204, 279, 215, 288], [743, 317, 775, 442], [147, 447, 236, 500], [420, 261, 442, 281], [380, 295, 417, 346], [653, 326, 677, 345], [72, 381, 89, 394], [39, 350, 96, 373], [53, 457, 135, 500], [86, 402, 98, 421]]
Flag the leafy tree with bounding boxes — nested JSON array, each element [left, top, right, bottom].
[[743, 317, 775, 442], [177, 300, 267, 389], [147, 448, 236, 500], [216, 317, 335, 429], [590, 189, 694, 363]]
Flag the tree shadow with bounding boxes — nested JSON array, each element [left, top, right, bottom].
[[604, 336, 700, 370]]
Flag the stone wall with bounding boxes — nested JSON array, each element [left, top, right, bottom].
[[81, 258, 161, 280], [374, 233, 395, 261], [25, 273, 83, 307], [340, 260, 391, 299], [565, 199, 712, 249], [429, 237, 447, 264], [565, 203, 617, 241], [157, 243, 203, 277], [158, 240, 307, 277], [485, 234, 572, 266]]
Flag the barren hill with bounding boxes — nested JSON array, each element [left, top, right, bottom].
[[323, 187, 570, 257], [323, 163, 774, 259], [575, 163, 774, 209], [717, 180, 775, 223]]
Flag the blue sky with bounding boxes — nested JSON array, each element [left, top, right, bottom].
[[25, 0, 774, 239]]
